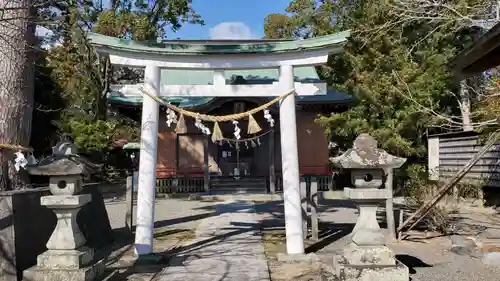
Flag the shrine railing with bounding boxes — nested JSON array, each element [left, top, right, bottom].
[[156, 176, 205, 193], [153, 165, 339, 194], [275, 174, 336, 193]]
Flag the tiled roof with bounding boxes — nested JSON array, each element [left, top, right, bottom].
[[88, 31, 350, 55]]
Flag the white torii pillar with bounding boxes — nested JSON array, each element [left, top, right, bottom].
[[134, 65, 160, 255], [279, 65, 305, 254]]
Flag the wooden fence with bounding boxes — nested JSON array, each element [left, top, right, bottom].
[[428, 131, 500, 188]]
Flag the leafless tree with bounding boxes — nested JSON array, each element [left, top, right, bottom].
[[392, 70, 499, 131], [386, 0, 500, 131]]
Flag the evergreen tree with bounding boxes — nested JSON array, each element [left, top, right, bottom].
[[34, 0, 203, 152], [264, 0, 484, 159]]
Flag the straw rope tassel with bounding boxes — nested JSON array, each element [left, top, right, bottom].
[[247, 114, 262, 134], [175, 114, 187, 133], [211, 122, 224, 142]]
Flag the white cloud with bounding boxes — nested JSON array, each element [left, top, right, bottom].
[[209, 22, 255, 40]]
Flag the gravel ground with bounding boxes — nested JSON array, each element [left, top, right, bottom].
[[257, 199, 500, 281], [387, 236, 500, 281], [390, 206, 500, 281], [409, 255, 500, 281]]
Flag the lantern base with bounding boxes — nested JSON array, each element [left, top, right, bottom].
[[23, 258, 105, 281], [333, 255, 409, 281]]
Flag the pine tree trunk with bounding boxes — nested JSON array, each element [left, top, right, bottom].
[[0, 0, 35, 190]]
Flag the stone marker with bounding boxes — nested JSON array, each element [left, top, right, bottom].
[[23, 141, 105, 281], [330, 134, 409, 281], [125, 174, 134, 232]]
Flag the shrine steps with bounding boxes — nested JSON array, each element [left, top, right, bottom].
[[209, 176, 268, 194]]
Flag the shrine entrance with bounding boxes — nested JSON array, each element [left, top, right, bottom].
[[218, 140, 250, 177], [216, 130, 274, 178], [89, 31, 350, 257], [205, 98, 274, 178]]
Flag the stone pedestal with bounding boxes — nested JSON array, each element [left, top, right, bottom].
[[332, 188, 408, 281], [23, 194, 105, 281]]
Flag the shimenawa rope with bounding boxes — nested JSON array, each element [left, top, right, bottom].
[[0, 144, 32, 152], [139, 84, 294, 122]]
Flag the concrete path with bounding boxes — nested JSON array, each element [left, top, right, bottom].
[[105, 198, 217, 230], [154, 201, 270, 281]]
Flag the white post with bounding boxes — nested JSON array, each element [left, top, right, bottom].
[[279, 64, 305, 254], [384, 168, 395, 240], [134, 65, 160, 255], [428, 136, 440, 181]]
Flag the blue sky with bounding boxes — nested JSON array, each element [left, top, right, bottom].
[[36, 0, 290, 42], [167, 0, 290, 39]]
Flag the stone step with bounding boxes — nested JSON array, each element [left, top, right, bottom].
[[210, 176, 268, 194], [210, 181, 267, 186], [210, 180, 266, 184], [211, 178, 266, 185], [210, 183, 267, 188], [210, 187, 268, 193], [210, 177, 267, 183]]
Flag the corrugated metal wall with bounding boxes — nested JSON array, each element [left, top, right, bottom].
[[438, 133, 500, 187]]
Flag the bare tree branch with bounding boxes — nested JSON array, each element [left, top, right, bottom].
[[392, 70, 499, 130]]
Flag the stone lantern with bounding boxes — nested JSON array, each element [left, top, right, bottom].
[[23, 141, 104, 281], [330, 134, 409, 281]]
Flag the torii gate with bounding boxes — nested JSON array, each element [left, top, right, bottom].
[[88, 31, 350, 256]]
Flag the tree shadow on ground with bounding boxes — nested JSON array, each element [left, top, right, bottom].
[[317, 196, 357, 210], [153, 212, 217, 229], [251, 199, 356, 253], [305, 222, 354, 253], [104, 198, 360, 280], [105, 198, 451, 280], [97, 227, 138, 280], [105, 222, 262, 280], [396, 254, 432, 274]]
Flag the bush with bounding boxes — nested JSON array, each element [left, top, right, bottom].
[[395, 164, 437, 204], [396, 164, 454, 233]]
